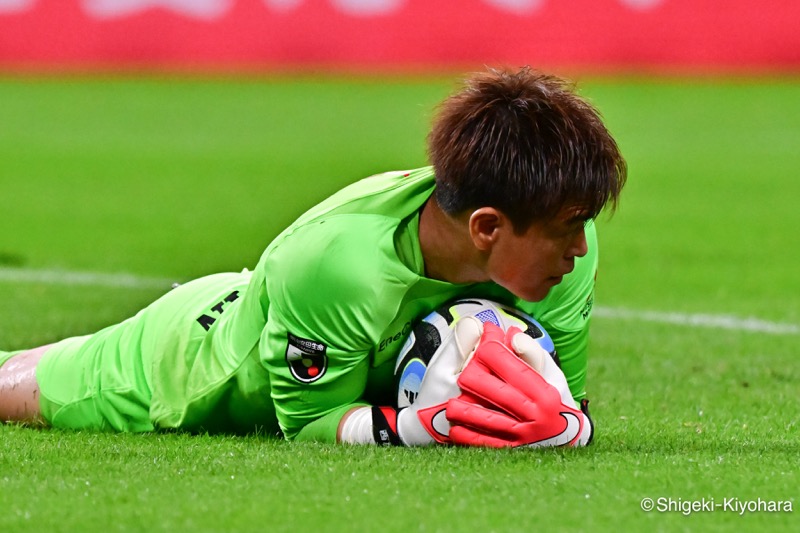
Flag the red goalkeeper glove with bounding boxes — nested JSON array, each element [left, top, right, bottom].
[[365, 316, 483, 446], [447, 322, 593, 448]]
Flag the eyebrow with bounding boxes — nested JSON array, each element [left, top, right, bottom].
[[564, 211, 592, 225]]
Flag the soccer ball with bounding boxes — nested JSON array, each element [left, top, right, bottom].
[[394, 298, 557, 408]]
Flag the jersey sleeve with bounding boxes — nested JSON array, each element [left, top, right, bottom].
[[517, 221, 598, 402], [259, 215, 402, 441]]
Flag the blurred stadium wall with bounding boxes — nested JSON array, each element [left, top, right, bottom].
[[0, 0, 798, 72]]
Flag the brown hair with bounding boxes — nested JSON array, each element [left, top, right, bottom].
[[427, 67, 627, 231]]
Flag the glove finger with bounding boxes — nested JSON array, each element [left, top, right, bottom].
[[480, 321, 506, 344], [445, 397, 519, 438], [427, 317, 483, 377], [506, 328, 547, 374], [509, 331, 575, 408], [454, 316, 483, 369], [411, 318, 489, 419], [450, 398, 585, 449], [470, 334, 561, 410], [457, 359, 540, 420], [449, 424, 517, 448], [445, 396, 519, 437], [454, 390, 496, 410]]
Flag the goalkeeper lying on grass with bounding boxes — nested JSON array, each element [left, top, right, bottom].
[[0, 67, 626, 447]]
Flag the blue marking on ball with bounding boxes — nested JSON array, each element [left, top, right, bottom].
[[398, 358, 427, 405], [474, 309, 500, 326]]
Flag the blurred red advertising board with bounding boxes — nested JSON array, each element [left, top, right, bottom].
[[1, 0, 798, 71]]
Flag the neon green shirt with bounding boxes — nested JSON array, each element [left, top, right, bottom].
[[28, 167, 596, 437], [206, 167, 597, 441]]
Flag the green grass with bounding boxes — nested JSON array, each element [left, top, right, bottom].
[[1, 75, 798, 532]]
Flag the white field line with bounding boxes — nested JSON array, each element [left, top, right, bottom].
[[593, 306, 799, 336], [0, 266, 178, 290], [1, 266, 798, 336]]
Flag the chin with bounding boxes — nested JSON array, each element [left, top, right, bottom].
[[508, 284, 552, 303], [493, 274, 557, 302]]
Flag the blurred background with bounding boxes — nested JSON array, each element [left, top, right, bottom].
[[1, 0, 798, 73]]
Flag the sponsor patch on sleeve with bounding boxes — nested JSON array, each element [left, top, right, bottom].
[[285, 333, 328, 383]]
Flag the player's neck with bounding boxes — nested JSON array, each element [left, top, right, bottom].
[[418, 198, 488, 285]]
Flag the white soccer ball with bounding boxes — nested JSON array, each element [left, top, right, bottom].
[[394, 298, 557, 408]]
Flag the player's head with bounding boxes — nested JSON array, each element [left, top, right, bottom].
[[427, 66, 626, 231], [426, 67, 627, 301]]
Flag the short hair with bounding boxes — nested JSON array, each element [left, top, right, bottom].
[[427, 67, 627, 231]]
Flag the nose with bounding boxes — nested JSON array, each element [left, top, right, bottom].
[[566, 227, 588, 259]]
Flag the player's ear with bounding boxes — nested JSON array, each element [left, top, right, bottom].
[[468, 207, 504, 252]]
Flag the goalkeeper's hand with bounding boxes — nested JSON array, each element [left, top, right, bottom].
[[446, 322, 593, 448], [352, 316, 483, 446], [394, 316, 483, 445]]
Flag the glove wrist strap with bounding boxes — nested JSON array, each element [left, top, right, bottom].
[[371, 406, 402, 446], [339, 406, 402, 446]]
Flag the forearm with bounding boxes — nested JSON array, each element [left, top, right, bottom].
[[293, 403, 405, 446], [291, 403, 370, 444]]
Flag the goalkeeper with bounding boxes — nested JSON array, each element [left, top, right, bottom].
[[0, 67, 626, 447]]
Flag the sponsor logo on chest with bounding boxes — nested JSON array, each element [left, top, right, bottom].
[[378, 321, 412, 353]]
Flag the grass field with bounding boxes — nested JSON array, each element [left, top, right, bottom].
[[1, 74, 798, 532]]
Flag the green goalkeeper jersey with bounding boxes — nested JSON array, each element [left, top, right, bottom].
[[32, 167, 596, 441], [151, 167, 597, 441]]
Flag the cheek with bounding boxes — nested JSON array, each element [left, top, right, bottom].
[[496, 249, 547, 287], [499, 242, 540, 272], [517, 251, 547, 277]]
